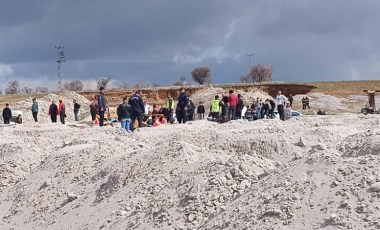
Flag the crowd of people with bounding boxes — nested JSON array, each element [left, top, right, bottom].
[[2, 87, 308, 130]]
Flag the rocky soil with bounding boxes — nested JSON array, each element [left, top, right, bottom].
[[1, 114, 380, 230], [10, 92, 91, 123]]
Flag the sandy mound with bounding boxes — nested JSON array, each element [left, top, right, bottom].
[[12, 92, 91, 123], [1, 114, 380, 229]]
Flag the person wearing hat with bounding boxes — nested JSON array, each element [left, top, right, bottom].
[[97, 87, 107, 126]]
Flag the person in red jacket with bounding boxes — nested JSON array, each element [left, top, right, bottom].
[[228, 89, 238, 120], [57, 99, 66, 124]]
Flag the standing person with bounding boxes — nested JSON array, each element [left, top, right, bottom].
[[128, 91, 145, 128], [144, 101, 151, 115], [188, 99, 196, 121], [97, 87, 107, 127], [302, 97, 306, 110], [221, 92, 229, 121], [176, 87, 190, 124], [48, 100, 58, 123], [276, 90, 287, 121], [210, 95, 220, 121], [269, 99, 276, 118], [228, 90, 238, 120], [90, 95, 98, 122], [2, 103, 12, 124], [117, 96, 132, 132], [263, 99, 270, 119], [254, 97, 262, 119], [73, 99, 81, 121], [57, 99, 66, 124], [31, 98, 39, 122], [289, 94, 294, 108], [236, 94, 244, 119], [197, 102, 205, 120], [305, 96, 310, 109], [165, 96, 175, 124]]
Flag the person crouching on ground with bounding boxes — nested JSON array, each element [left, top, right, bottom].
[[129, 91, 145, 128], [57, 99, 66, 124], [48, 100, 58, 123], [117, 96, 132, 133], [245, 106, 254, 122]]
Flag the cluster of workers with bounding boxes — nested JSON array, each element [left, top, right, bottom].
[[2, 86, 302, 129], [88, 87, 295, 132]]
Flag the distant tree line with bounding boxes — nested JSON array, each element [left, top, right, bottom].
[[1, 63, 273, 95]]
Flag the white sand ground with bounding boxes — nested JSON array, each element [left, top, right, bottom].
[[1, 113, 380, 230]]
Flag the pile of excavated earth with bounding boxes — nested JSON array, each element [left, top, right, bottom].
[[1, 112, 380, 229], [1, 88, 380, 230], [12, 92, 91, 123]]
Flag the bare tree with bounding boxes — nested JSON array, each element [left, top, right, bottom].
[[119, 80, 129, 89], [35, 86, 49, 93], [97, 77, 110, 89], [240, 74, 248, 83], [70, 80, 83, 91], [249, 64, 273, 83], [20, 86, 33, 94], [63, 80, 83, 91], [191, 67, 211, 85], [173, 81, 185, 86], [5, 80, 20, 94]]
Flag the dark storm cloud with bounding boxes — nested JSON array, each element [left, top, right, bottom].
[[1, 0, 380, 90]]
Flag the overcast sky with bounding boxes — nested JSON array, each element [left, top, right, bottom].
[[1, 0, 380, 90]]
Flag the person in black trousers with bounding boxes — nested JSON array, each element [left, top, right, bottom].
[[97, 87, 107, 126], [48, 100, 58, 123], [2, 103, 12, 124], [176, 87, 190, 124]]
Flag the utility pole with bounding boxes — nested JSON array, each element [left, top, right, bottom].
[[246, 53, 254, 70], [54, 45, 65, 92]]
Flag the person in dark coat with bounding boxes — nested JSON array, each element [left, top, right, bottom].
[[97, 87, 107, 126], [128, 91, 145, 128], [90, 95, 98, 122], [48, 100, 58, 123], [187, 99, 196, 121], [269, 99, 276, 119], [235, 94, 244, 119], [288, 94, 294, 107], [73, 99, 81, 121], [176, 87, 190, 124], [197, 102, 205, 120], [2, 103, 12, 124]]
